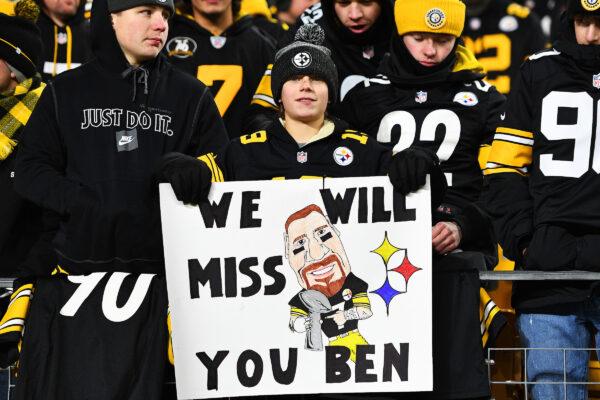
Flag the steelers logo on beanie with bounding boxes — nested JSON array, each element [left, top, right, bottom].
[[582, 0, 600, 11], [425, 8, 446, 30]]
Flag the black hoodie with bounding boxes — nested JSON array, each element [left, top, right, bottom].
[[35, 0, 93, 82], [14, 0, 229, 275]]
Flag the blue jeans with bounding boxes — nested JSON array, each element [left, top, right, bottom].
[[517, 295, 600, 400]]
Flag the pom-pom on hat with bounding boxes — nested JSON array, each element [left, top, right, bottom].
[[394, 0, 466, 38], [0, 0, 42, 79], [271, 24, 339, 104]]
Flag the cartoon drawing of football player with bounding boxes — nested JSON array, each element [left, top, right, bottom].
[[284, 204, 372, 362]]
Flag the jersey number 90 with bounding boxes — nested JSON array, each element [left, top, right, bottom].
[[540, 91, 600, 178]]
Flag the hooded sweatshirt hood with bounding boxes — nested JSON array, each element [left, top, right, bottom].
[[379, 34, 485, 87], [553, 11, 600, 71], [90, 0, 131, 73]]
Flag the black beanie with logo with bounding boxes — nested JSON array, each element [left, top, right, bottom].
[[0, 0, 42, 79], [107, 0, 175, 16], [271, 24, 339, 104], [567, 0, 600, 18]]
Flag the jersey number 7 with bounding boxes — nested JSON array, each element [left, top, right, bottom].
[[197, 65, 243, 116]]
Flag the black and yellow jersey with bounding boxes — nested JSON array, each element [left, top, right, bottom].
[[462, 0, 547, 94], [341, 45, 506, 209], [483, 41, 600, 310], [484, 47, 600, 260], [13, 272, 169, 400], [288, 273, 369, 338], [165, 12, 276, 138], [207, 117, 392, 181], [36, 11, 92, 82]]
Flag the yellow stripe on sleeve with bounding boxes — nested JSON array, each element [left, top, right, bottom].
[[290, 307, 308, 317], [486, 140, 533, 169], [496, 126, 534, 139]]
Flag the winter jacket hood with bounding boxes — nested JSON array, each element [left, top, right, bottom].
[[379, 35, 485, 87]]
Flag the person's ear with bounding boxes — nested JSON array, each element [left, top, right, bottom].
[[283, 233, 289, 259]]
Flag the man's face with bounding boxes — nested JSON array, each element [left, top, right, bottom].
[[574, 15, 600, 45], [334, 0, 381, 35], [191, 0, 232, 19], [402, 32, 456, 67], [43, 0, 80, 19], [286, 211, 351, 298], [112, 6, 169, 66]]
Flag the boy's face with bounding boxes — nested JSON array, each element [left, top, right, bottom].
[[111, 5, 169, 66], [574, 15, 600, 45], [333, 0, 381, 35], [402, 32, 456, 67]]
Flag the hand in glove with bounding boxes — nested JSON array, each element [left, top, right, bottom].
[[388, 147, 447, 207], [156, 152, 212, 205]]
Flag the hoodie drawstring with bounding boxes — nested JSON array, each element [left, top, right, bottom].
[[121, 65, 149, 102]]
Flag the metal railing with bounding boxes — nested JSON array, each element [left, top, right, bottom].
[[480, 270, 600, 400]]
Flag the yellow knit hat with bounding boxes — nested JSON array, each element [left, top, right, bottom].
[[394, 0, 466, 37]]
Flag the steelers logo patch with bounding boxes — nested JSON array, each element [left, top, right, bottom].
[[582, 0, 600, 11], [342, 289, 352, 301], [292, 52, 312, 68], [334, 146, 354, 166], [425, 8, 446, 30]]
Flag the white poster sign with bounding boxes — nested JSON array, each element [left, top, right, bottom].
[[160, 177, 433, 399]]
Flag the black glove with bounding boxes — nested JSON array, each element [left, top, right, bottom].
[[388, 147, 439, 194], [156, 152, 212, 205], [388, 147, 447, 208]]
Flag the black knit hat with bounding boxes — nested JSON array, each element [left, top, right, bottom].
[[108, 0, 175, 16], [567, 0, 600, 17], [0, 0, 42, 79], [271, 24, 338, 104]]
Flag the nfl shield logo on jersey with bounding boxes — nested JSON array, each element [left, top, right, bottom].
[[333, 147, 353, 166], [297, 151, 308, 163], [415, 91, 428, 103], [593, 73, 600, 89], [210, 36, 227, 49], [453, 91, 479, 106]]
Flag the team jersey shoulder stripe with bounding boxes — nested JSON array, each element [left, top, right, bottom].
[[496, 126, 534, 139], [198, 152, 224, 182], [528, 48, 561, 61], [341, 130, 369, 145], [367, 75, 391, 85]]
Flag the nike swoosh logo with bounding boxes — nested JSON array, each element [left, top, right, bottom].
[[119, 136, 134, 146]]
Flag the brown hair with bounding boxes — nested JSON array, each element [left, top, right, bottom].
[[284, 204, 326, 232]]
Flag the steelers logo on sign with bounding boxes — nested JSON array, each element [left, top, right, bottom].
[[293, 52, 312, 68], [342, 289, 353, 301], [582, 0, 600, 11], [334, 146, 353, 166], [425, 8, 446, 30]]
